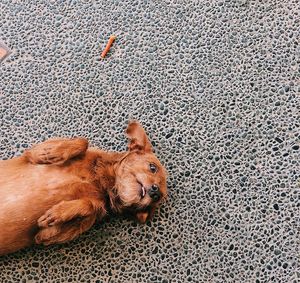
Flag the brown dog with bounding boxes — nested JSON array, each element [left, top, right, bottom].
[[0, 121, 167, 255]]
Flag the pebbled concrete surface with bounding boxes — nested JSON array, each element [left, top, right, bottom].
[[0, 0, 300, 282]]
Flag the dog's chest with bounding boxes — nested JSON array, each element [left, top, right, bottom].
[[30, 165, 78, 188]]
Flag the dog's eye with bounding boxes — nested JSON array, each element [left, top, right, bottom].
[[149, 163, 158, 173]]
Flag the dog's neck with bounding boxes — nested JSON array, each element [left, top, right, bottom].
[[92, 150, 127, 213]]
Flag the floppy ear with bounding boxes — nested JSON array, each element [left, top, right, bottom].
[[134, 206, 157, 224], [126, 121, 152, 153]]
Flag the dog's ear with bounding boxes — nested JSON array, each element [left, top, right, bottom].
[[134, 206, 156, 224], [126, 121, 152, 153], [135, 211, 149, 223]]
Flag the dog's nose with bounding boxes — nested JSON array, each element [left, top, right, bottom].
[[149, 185, 161, 201]]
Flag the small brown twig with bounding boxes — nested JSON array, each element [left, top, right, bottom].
[[101, 35, 116, 58]]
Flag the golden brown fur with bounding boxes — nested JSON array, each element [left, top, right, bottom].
[[0, 121, 167, 255]]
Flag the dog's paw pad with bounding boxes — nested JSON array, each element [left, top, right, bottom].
[[36, 151, 65, 164]]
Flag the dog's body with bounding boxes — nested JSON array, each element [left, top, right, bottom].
[[0, 122, 167, 255]]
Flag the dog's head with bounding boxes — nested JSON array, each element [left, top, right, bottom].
[[112, 121, 167, 223]]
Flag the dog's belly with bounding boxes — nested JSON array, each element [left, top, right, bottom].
[[0, 157, 84, 255]]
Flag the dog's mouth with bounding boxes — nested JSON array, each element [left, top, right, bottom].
[[138, 181, 146, 198]]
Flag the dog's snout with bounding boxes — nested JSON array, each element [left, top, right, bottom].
[[151, 184, 159, 192], [149, 185, 160, 201]]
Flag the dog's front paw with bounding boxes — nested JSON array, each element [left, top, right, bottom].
[[25, 147, 67, 165], [35, 226, 60, 245], [25, 137, 88, 165], [38, 203, 65, 228]]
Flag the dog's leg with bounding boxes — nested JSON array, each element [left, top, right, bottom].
[[24, 137, 88, 165], [38, 198, 106, 228], [35, 214, 96, 245]]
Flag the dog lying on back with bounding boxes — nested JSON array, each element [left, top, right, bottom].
[[0, 121, 167, 255]]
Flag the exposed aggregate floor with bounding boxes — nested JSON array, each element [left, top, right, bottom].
[[0, 0, 299, 282]]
